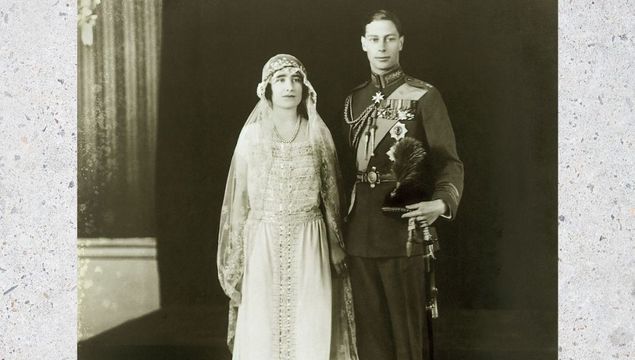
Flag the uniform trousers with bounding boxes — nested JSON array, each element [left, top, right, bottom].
[[348, 255, 432, 360]]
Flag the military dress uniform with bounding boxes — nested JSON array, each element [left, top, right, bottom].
[[342, 67, 464, 360]]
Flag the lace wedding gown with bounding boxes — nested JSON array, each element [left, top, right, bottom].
[[232, 141, 339, 360]]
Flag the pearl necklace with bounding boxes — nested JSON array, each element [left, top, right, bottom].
[[273, 117, 302, 143]]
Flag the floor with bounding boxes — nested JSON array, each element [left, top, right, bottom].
[[78, 306, 556, 360]]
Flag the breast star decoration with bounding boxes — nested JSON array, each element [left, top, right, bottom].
[[372, 92, 385, 104], [387, 122, 408, 162], [390, 122, 408, 141]]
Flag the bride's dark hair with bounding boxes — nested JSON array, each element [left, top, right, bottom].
[[264, 81, 310, 120]]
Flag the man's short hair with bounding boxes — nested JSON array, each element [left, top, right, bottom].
[[362, 9, 404, 36]]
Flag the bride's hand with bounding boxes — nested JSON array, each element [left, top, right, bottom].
[[330, 244, 348, 276]]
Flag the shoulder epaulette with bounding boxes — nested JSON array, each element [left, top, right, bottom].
[[405, 76, 434, 90]]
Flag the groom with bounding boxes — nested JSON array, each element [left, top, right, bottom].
[[341, 10, 464, 360]]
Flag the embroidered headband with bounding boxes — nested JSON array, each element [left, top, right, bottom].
[[256, 54, 311, 100]]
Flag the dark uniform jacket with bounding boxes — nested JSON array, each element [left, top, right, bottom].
[[343, 67, 464, 258]]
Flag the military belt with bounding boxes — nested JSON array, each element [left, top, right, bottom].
[[356, 167, 396, 188]]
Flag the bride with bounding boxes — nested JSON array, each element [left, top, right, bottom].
[[217, 54, 358, 360]]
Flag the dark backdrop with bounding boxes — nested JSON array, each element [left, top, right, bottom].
[[156, 0, 556, 354]]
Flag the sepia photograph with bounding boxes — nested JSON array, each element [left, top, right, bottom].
[[76, 0, 557, 359]]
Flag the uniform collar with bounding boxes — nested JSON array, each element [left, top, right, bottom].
[[370, 67, 405, 89]]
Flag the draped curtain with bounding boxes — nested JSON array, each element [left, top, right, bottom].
[[78, 0, 162, 237]]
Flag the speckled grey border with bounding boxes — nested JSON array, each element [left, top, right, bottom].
[[558, 1, 634, 358], [0, 1, 633, 359], [0, 1, 77, 358]]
